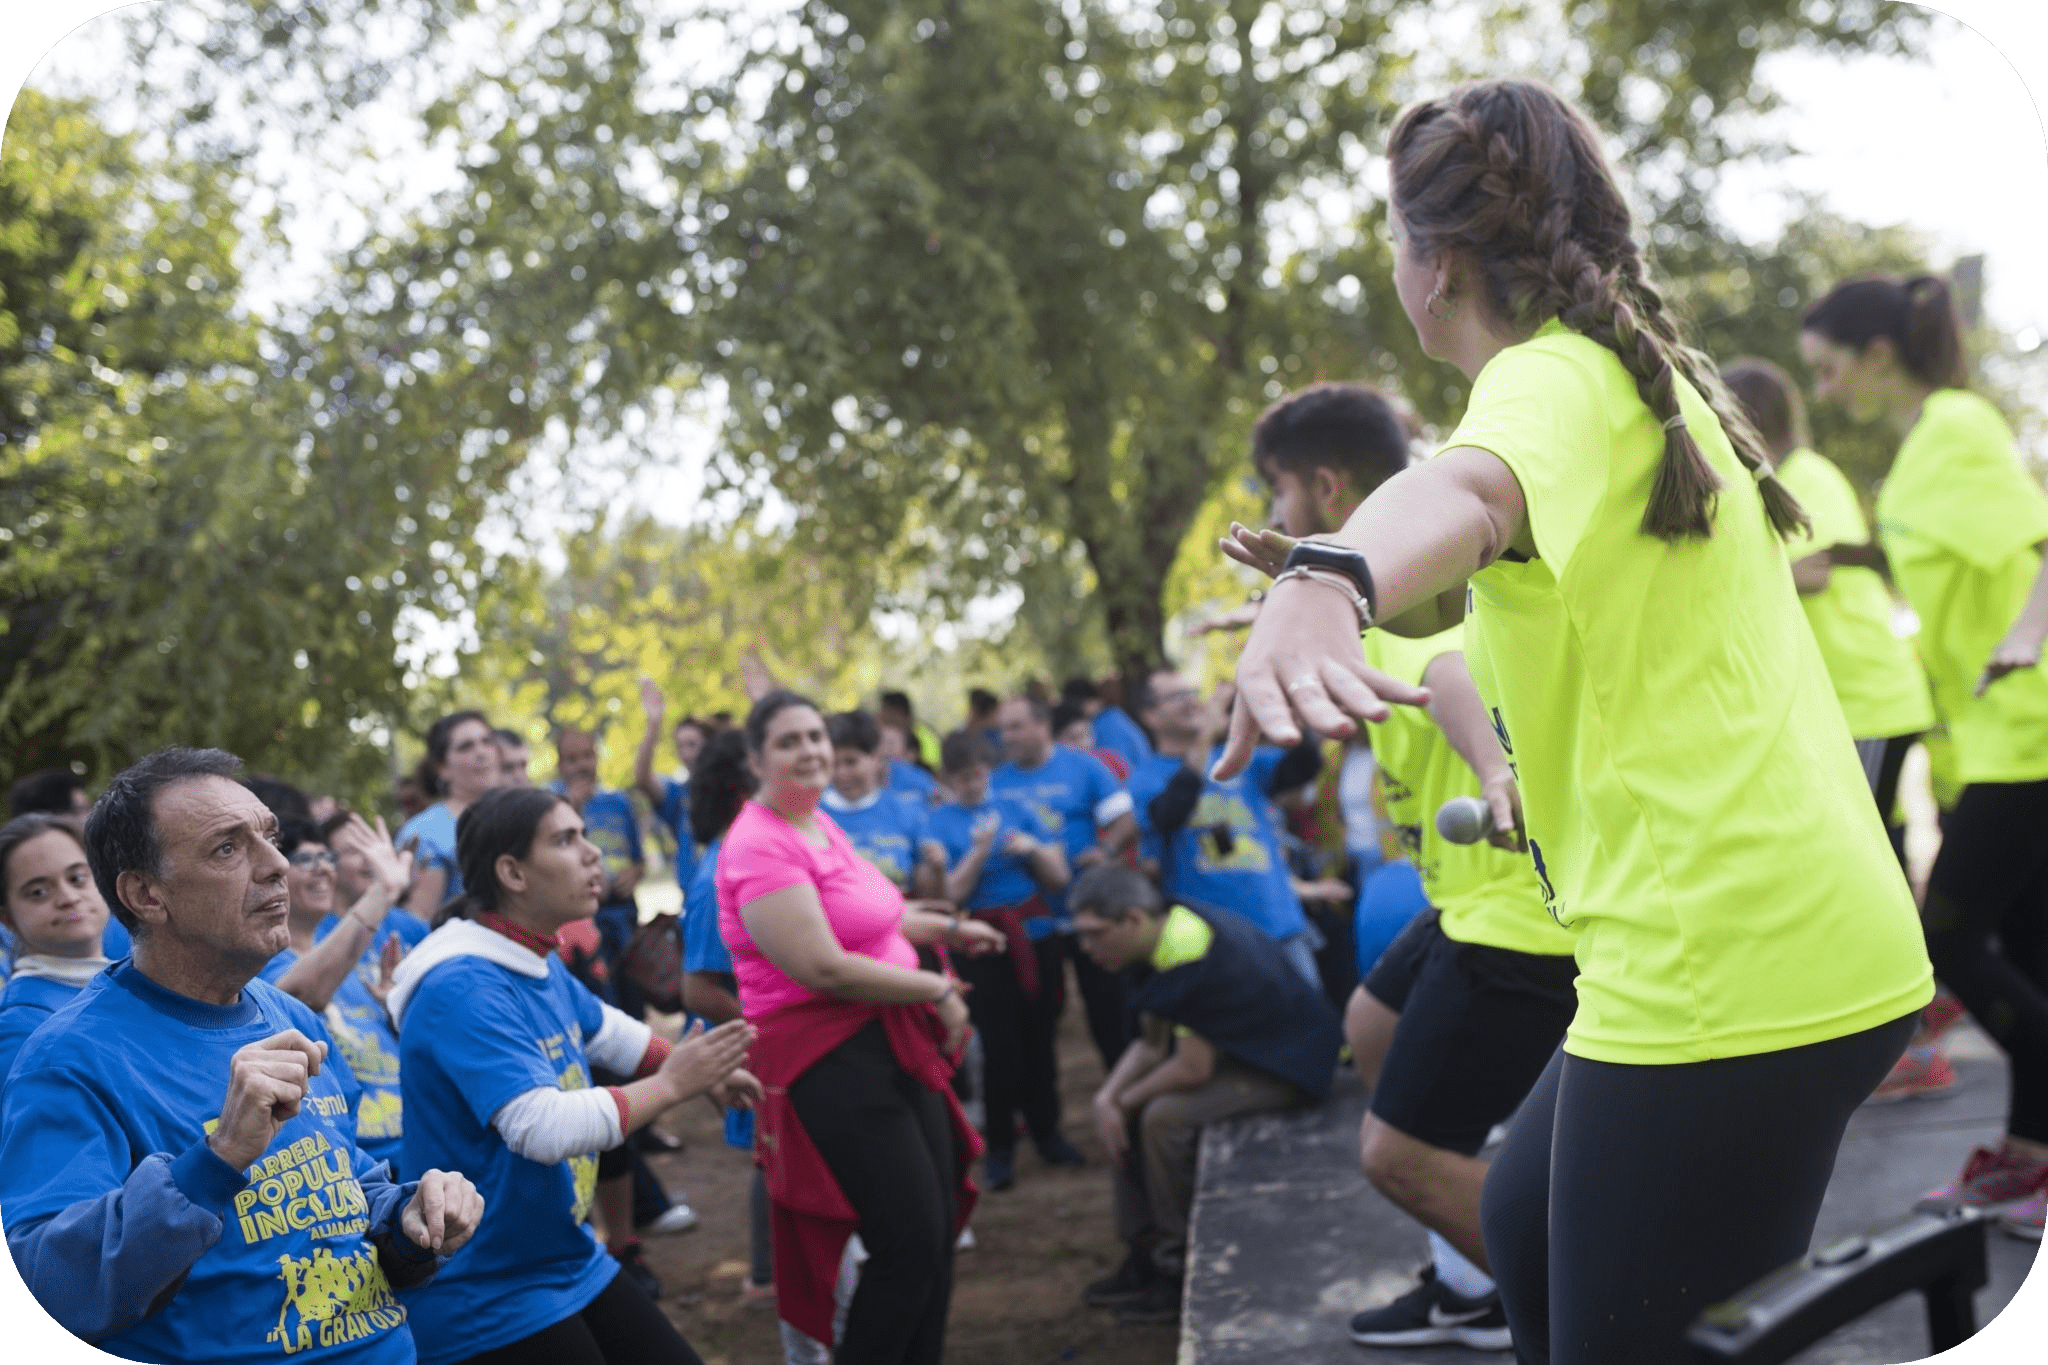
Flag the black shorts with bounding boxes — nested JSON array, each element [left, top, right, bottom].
[[1363, 911, 1577, 1156]]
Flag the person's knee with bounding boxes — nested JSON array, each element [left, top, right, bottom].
[[1359, 1115, 1437, 1205]]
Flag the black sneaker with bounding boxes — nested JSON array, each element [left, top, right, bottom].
[[1084, 1247, 1157, 1307], [1347, 1264, 1510, 1350], [984, 1149, 1016, 1192], [1114, 1278, 1182, 1326], [1035, 1133, 1086, 1168], [612, 1241, 663, 1301]]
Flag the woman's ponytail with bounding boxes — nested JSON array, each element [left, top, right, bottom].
[[1901, 274, 1968, 390]]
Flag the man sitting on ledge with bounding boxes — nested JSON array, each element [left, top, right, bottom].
[[1071, 863, 1342, 1326], [0, 746, 483, 1361]]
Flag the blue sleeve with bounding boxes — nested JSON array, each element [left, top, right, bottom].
[[656, 779, 688, 835], [407, 969, 562, 1128], [620, 797, 644, 864], [683, 867, 732, 975], [0, 1064, 247, 1343], [565, 968, 608, 1040]]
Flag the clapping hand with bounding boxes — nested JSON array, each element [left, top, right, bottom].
[[709, 1069, 764, 1112], [659, 1018, 758, 1104], [970, 812, 1002, 851], [333, 814, 413, 901]]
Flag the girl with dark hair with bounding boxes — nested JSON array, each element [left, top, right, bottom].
[[0, 814, 109, 1080], [387, 787, 759, 1365], [397, 710, 501, 919], [1803, 273, 2048, 1237], [718, 690, 991, 1364], [1216, 79, 1931, 1364]]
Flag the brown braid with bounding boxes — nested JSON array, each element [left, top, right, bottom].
[[1388, 80, 1808, 541]]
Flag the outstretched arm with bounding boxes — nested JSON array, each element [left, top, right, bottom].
[[1215, 447, 1526, 778]]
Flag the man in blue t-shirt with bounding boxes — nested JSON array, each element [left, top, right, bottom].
[[1130, 669, 1323, 988], [928, 732, 1077, 1191], [1063, 676, 1156, 772], [992, 695, 1138, 1070], [632, 678, 711, 891], [823, 711, 942, 894], [0, 747, 482, 1362]]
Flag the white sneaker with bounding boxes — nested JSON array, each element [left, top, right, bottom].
[[955, 1226, 977, 1251], [643, 1203, 700, 1235]]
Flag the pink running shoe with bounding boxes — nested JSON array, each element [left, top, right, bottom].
[[1868, 1052, 1957, 1104], [1921, 993, 1967, 1042], [1998, 1186, 2047, 1242], [1917, 1142, 2048, 1210]]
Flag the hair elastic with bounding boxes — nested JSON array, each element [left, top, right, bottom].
[[1751, 460, 1775, 484], [1661, 413, 1687, 432]]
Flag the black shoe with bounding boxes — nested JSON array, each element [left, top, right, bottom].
[[1035, 1133, 1086, 1168], [613, 1241, 663, 1301], [1113, 1278, 1182, 1326], [984, 1149, 1016, 1192], [1347, 1264, 1510, 1350], [1084, 1247, 1157, 1307]]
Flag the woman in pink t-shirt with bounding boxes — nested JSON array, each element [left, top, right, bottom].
[[717, 691, 1001, 1364]]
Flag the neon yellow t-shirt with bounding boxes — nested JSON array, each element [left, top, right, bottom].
[[1875, 389, 2048, 784], [1449, 321, 1931, 1066], [1361, 625, 1576, 958], [1776, 448, 1935, 740]]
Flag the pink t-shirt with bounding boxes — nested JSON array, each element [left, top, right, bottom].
[[716, 799, 921, 1017]]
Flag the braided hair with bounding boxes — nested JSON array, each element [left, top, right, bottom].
[[1387, 79, 1807, 542]]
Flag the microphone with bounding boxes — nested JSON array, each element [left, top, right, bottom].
[[1435, 796, 1495, 845]]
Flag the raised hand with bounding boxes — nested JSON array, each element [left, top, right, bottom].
[[365, 933, 405, 1008], [334, 814, 413, 901], [658, 1018, 758, 1104], [401, 1169, 486, 1255], [638, 677, 667, 726], [1218, 522, 1300, 580], [208, 1030, 329, 1171]]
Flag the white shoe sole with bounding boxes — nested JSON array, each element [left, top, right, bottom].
[[1349, 1325, 1513, 1351]]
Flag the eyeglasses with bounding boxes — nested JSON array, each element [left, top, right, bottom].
[[288, 850, 338, 870]]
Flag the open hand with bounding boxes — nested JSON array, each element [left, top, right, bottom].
[[365, 933, 405, 1008], [1212, 572, 1430, 780], [638, 677, 667, 726], [950, 918, 1006, 955], [1219, 523, 1300, 580], [710, 1069, 764, 1112], [401, 1169, 485, 1255], [658, 1018, 757, 1104], [333, 814, 413, 902], [971, 813, 1001, 851]]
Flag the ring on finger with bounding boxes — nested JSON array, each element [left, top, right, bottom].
[[1286, 678, 1319, 695]]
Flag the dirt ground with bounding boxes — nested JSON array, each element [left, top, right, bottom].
[[633, 967, 1180, 1365]]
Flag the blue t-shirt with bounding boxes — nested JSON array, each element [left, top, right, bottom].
[[1092, 705, 1154, 769], [397, 953, 618, 1364], [1130, 746, 1310, 944], [683, 839, 732, 975], [103, 916, 134, 961], [395, 804, 462, 904], [821, 789, 929, 892], [888, 760, 940, 810], [927, 797, 1054, 932], [992, 747, 1130, 919], [0, 965, 413, 1365], [0, 970, 89, 1084], [261, 950, 406, 1177], [653, 777, 698, 889]]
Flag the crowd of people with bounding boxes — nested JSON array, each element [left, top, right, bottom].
[[3, 75, 2046, 1365]]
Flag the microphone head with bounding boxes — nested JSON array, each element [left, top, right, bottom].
[[1435, 795, 1494, 845]]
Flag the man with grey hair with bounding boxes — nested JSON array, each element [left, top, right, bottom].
[[0, 746, 483, 1361]]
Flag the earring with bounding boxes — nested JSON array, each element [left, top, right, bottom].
[[1426, 285, 1458, 321]]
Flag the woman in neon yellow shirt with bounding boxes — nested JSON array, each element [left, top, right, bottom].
[[1802, 274, 2048, 1238], [1215, 79, 1931, 1364], [1719, 357, 1935, 840]]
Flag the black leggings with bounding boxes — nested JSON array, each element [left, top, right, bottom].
[[1481, 1013, 1914, 1365], [457, 1264, 703, 1365], [1923, 778, 2048, 1141], [957, 936, 1064, 1152], [789, 1020, 958, 1365]]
